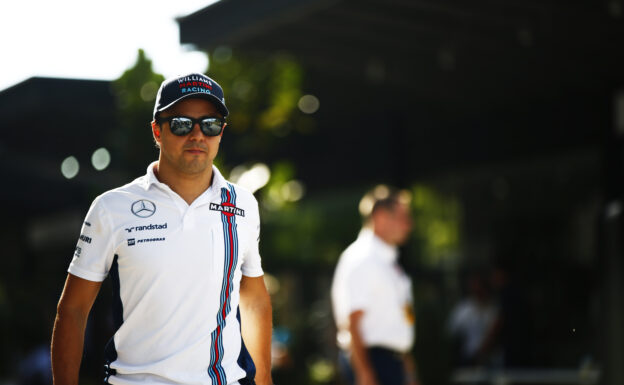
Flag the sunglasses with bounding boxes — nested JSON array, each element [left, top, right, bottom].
[[158, 116, 226, 137]]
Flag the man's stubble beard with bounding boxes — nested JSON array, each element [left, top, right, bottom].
[[161, 150, 213, 176], [178, 156, 212, 175]]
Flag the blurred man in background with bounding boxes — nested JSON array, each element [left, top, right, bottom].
[[51, 73, 273, 385], [331, 185, 418, 385], [448, 271, 498, 367]]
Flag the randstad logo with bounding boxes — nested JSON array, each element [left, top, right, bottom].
[[125, 223, 168, 233]]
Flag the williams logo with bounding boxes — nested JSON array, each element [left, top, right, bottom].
[[131, 199, 156, 218], [210, 202, 245, 217]]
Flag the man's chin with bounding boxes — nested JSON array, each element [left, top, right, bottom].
[[179, 159, 211, 175]]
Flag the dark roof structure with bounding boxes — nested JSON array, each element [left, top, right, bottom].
[[179, 0, 624, 187], [0, 77, 116, 214], [179, 0, 624, 106]]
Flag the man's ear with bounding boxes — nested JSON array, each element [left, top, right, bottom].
[[151, 120, 161, 146], [218, 122, 227, 142]]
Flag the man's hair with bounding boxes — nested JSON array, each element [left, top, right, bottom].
[[358, 184, 411, 224]]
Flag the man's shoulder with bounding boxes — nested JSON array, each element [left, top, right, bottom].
[[337, 239, 378, 272], [90, 176, 154, 212], [98, 176, 147, 198], [342, 233, 376, 258]]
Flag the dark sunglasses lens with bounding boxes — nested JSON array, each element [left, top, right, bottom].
[[200, 118, 224, 136], [169, 118, 193, 135]]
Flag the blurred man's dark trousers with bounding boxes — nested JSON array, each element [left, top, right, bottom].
[[338, 347, 405, 385]]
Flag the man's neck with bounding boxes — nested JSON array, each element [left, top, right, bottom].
[[154, 161, 214, 205]]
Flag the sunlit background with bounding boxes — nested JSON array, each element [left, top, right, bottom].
[[0, 0, 216, 91]]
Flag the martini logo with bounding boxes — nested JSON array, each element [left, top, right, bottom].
[[178, 81, 213, 89], [210, 202, 245, 217], [177, 75, 212, 87]]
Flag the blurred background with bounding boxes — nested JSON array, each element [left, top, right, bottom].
[[1, 0, 623, 384]]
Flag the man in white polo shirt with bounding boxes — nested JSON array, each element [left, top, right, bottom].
[[331, 186, 418, 385], [51, 73, 273, 385]]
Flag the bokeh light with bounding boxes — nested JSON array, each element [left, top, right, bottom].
[[263, 273, 280, 295], [91, 147, 111, 171], [61, 156, 79, 179], [213, 46, 233, 64], [140, 81, 159, 102], [230, 163, 271, 193], [298, 94, 320, 114], [281, 180, 305, 202]]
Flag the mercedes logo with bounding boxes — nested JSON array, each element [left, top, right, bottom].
[[131, 199, 156, 218]]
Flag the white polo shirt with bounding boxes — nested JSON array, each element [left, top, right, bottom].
[[331, 228, 414, 353], [68, 162, 264, 385]]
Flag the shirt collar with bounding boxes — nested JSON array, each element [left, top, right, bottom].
[[141, 161, 160, 190], [209, 164, 229, 192], [140, 161, 228, 193], [358, 227, 399, 264]]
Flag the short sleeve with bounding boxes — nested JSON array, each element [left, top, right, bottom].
[[343, 261, 377, 314], [240, 198, 264, 277], [68, 196, 116, 282]]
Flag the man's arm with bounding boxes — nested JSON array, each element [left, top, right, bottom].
[[403, 353, 421, 385], [51, 274, 102, 385], [239, 275, 273, 385], [349, 310, 379, 385]]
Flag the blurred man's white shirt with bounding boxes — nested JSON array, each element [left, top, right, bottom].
[[331, 228, 414, 353]]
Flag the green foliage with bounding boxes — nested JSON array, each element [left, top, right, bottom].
[[259, 185, 362, 270], [409, 184, 462, 267], [206, 48, 310, 163], [208, 49, 303, 131], [111, 49, 165, 175]]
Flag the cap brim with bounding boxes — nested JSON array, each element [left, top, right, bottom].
[[156, 93, 229, 118]]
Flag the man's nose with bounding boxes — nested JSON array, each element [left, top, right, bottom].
[[188, 122, 203, 139]]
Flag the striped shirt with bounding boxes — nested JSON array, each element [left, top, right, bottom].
[[68, 162, 263, 385]]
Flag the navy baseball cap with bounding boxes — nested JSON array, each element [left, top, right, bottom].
[[153, 73, 229, 119]]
